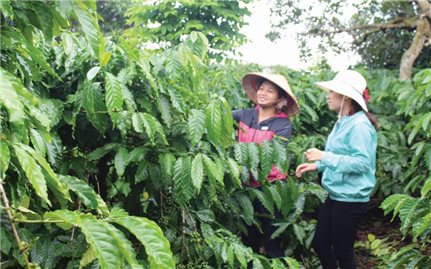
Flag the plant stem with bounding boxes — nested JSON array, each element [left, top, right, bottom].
[[0, 182, 31, 269], [12, 219, 66, 223]]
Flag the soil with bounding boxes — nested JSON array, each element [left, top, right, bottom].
[[354, 198, 430, 269]]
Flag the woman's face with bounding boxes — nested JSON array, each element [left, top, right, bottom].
[[256, 80, 281, 108], [327, 90, 345, 111]]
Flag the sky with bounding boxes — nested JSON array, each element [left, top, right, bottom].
[[237, 1, 360, 71]]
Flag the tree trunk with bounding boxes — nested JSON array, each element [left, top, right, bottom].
[[399, 0, 431, 80]]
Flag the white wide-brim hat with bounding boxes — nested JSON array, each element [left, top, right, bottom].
[[242, 72, 300, 117], [315, 70, 368, 112]]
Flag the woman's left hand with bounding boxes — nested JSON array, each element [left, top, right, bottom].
[[304, 148, 324, 161]]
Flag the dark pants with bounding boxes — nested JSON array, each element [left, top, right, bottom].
[[242, 198, 284, 259], [312, 198, 368, 269]]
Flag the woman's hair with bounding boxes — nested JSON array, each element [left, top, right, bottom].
[[351, 100, 379, 129]]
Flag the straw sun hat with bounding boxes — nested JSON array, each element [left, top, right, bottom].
[[242, 72, 300, 117], [314, 70, 368, 112]]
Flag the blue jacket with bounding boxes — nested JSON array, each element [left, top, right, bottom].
[[316, 111, 377, 202]]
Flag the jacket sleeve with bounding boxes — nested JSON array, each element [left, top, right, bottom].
[[320, 124, 375, 173], [232, 109, 244, 123]]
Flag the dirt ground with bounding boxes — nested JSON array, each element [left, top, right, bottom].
[[354, 198, 430, 269]]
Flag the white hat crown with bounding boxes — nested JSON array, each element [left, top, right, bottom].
[[334, 70, 366, 94], [314, 70, 368, 112]]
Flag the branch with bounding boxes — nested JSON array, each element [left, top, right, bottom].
[[399, 16, 431, 80], [305, 17, 418, 37], [417, 0, 431, 19], [0, 182, 31, 269]]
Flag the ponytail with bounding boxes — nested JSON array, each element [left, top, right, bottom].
[[351, 101, 379, 129]]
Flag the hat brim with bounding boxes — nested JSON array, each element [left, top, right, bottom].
[[315, 80, 368, 112], [242, 72, 300, 117]]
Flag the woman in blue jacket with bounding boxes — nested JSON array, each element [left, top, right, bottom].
[[295, 70, 378, 269]]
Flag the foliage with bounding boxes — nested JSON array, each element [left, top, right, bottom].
[[380, 176, 431, 268], [122, 0, 252, 61], [1, 0, 430, 268], [0, 1, 306, 268], [368, 69, 431, 196], [354, 233, 397, 268], [268, 0, 431, 70]]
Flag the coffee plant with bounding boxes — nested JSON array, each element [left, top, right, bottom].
[[1, 1, 430, 268]]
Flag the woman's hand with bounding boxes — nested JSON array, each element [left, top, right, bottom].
[[304, 148, 324, 161], [295, 163, 317, 177]]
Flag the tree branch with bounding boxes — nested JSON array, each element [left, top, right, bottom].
[[417, 0, 431, 19], [0, 182, 31, 269], [305, 17, 418, 36], [399, 16, 431, 79]]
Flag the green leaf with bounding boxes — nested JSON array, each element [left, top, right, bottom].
[[88, 143, 119, 161], [236, 194, 254, 225], [133, 113, 167, 144], [13, 144, 50, 206], [131, 113, 144, 133], [87, 66, 100, 81], [44, 210, 79, 230], [413, 211, 431, 239], [104, 73, 124, 126], [188, 109, 206, 144], [247, 143, 260, 170], [121, 84, 137, 112], [407, 124, 421, 145], [159, 153, 176, 178], [18, 143, 70, 206], [191, 154, 204, 193], [113, 216, 175, 269], [226, 158, 241, 187], [399, 198, 421, 234], [127, 147, 146, 163], [236, 142, 249, 166], [283, 257, 301, 269], [96, 219, 142, 269], [302, 103, 319, 122], [264, 184, 282, 210], [424, 146, 431, 171], [0, 0, 13, 19], [273, 139, 288, 173], [173, 157, 194, 206], [167, 87, 185, 113], [158, 95, 172, 125], [79, 247, 96, 269], [73, 8, 102, 60], [2, 30, 57, 77], [0, 226, 12, 254], [0, 69, 26, 123], [79, 216, 123, 269], [422, 112, 431, 133], [219, 97, 234, 144], [252, 189, 274, 215], [30, 128, 47, 157], [82, 81, 107, 133], [380, 194, 409, 216], [114, 147, 128, 177], [260, 140, 274, 176], [0, 142, 10, 180], [60, 175, 98, 210], [293, 223, 305, 245], [422, 177, 431, 198], [205, 100, 222, 146], [95, 195, 110, 217], [195, 209, 215, 223], [202, 155, 224, 186]]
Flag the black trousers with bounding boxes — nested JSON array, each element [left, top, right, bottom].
[[312, 198, 368, 269], [242, 198, 284, 259]]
